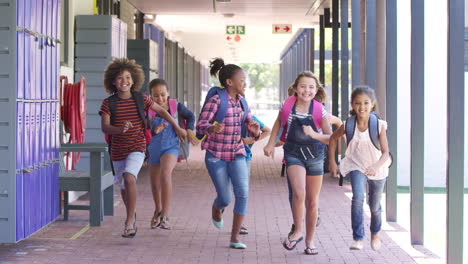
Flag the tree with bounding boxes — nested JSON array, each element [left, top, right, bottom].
[[239, 63, 279, 93]]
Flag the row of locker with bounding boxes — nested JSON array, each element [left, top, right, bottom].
[[17, 30, 60, 100], [280, 29, 315, 101], [15, 101, 60, 240], [143, 24, 165, 80], [16, 0, 60, 39], [75, 15, 127, 61]]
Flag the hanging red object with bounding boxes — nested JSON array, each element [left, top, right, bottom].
[[59, 76, 87, 170]]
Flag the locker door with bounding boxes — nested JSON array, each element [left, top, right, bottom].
[[16, 102, 24, 240]]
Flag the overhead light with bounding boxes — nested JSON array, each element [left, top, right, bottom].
[[216, 0, 232, 2], [143, 14, 156, 22], [223, 13, 235, 18]]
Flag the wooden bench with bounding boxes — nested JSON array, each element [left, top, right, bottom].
[[59, 143, 114, 226]]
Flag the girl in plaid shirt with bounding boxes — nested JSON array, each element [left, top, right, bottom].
[[196, 58, 261, 249]]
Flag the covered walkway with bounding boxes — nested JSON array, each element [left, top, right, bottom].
[[0, 146, 439, 264]]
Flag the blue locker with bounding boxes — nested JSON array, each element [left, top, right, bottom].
[[23, 103, 31, 236], [16, 103, 24, 240], [17, 0, 24, 99], [40, 103, 46, 226], [34, 103, 41, 231], [29, 103, 36, 234], [45, 103, 51, 222], [51, 102, 59, 218], [24, 0, 30, 99]]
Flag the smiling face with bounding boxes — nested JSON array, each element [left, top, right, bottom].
[[226, 70, 247, 95], [151, 84, 169, 107], [113, 70, 134, 93], [294, 77, 317, 102], [351, 93, 375, 118]]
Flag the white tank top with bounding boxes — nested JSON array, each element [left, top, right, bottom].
[[339, 119, 389, 180]]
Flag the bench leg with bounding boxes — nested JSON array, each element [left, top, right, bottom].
[[103, 185, 114, 216], [63, 191, 69, 221], [89, 189, 102, 226]]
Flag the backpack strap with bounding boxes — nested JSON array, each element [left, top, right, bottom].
[[368, 112, 381, 150], [168, 99, 178, 117], [345, 115, 357, 146], [312, 99, 323, 131], [132, 91, 147, 127], [280, 96, 296, 128], [108, 94, 119, 125], [239, 97, 249, 138], [214, 88, 229, 123]]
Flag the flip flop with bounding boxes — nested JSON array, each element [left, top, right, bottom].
[[239, 226, 248, 235], [304, 247, 318, 255], [282, 236, 303, 251]]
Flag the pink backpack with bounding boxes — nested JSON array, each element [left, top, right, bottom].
[[279, 96, 323, 142]]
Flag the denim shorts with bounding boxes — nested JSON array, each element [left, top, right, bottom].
[[112, 152, 145, 189], [147, 140, 179, 166], [283, 143, 324, 176]]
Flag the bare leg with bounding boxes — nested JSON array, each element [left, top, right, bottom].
[[304, 175, 323, 250], [123, 172, 137, 233], [159, 153, 178, 217], [231, 213, 245, 243], [149, 164, 162, 213], [285, 165, 306, 248]]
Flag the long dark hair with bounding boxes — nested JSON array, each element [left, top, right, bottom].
[[349, 85, 378, 115], [209, 58, 242, 88], [292, 71, 326, 103]]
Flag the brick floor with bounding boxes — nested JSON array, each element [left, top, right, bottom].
[[0, 145, 442, 264]]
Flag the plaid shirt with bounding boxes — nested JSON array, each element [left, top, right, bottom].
[[197, 94, 255, 161]]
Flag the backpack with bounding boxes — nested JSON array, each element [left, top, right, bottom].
[[104, 91, 152, 145], [147, 99, 190, 161], [196, 86, 249, 140], [279, 96, 324, 142]]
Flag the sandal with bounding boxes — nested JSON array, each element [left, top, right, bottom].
[[159, 216, 171, 230], [304, 247, 318, 255], [150, 211, 161, 229], [282, 235, 303, 251], [122, 213, 137, 238], [239, 226, 248, 235]]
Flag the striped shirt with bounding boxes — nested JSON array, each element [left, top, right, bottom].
[[196, 94, 255, 161], [99, 94, 153, 161]]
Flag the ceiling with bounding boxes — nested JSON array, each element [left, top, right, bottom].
[[128, 0, 331, 64]]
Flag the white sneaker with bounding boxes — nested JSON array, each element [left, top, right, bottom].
[[350, 240, 363, 250], [371, 237, 381, 251]]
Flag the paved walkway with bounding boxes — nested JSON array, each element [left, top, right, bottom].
[[0, 145, 442, 264]]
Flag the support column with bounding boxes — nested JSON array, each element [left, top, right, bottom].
[[446, 0, 465, 262], [332, 0, 339, 117], [365, 0, 376, 89], [341, 0, 349, 118], [410, 0, 424, 246], [385, 0, 397, 222], [352, 0, 361, 87], [376, 0, 386, 118], [320, 15, 325, 85]]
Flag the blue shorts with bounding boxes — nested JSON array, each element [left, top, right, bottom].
[[112, 152, 145, 189], [283, 143, 324, 176], [147, 140, 179, 166]]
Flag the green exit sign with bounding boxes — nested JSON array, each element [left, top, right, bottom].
[[236, 25, 245, 35], [226, 25, 245, 35]]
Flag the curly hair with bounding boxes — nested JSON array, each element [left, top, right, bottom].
[[103, 58, 145, 94], [292, 71, 326, 103]]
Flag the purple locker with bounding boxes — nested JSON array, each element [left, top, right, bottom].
[[40, 103, 46, 226], [45, 103, 51, 222], [24, 0, 31, 99], [17, 0, 24, 99], [29, 103, 36, 234], [34, 103, 41, 231], [41, 0, 48, 100], [51, 102, 59, 219], [23, 103, 31, 236], [16, 103, 24, 240]]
